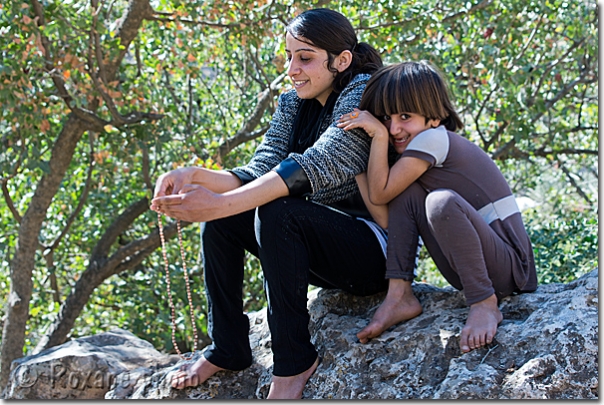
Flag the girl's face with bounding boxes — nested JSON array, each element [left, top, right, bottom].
[[383, 112, 441, 154], [285, 33, 336, 106]]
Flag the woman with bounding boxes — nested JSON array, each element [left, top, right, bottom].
[[151, 8, 388, 399]]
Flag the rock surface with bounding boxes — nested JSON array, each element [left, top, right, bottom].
[[2, 328, 178, 399], [3, 269, 598, 399]]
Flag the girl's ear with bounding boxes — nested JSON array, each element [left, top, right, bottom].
[[333, 50, 353, 72], [429, 118, 441, 128]]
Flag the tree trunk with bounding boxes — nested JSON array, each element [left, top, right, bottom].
[[0, 115, 87, 390], [0, 0, 154, 391]]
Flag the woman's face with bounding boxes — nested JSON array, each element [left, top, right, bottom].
[[285, 33, 336, 106]]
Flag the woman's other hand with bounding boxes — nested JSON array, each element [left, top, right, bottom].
[[153, 167, 199, 199], [151, 184, 221, 222]]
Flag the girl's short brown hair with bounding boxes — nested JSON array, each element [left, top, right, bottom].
[[359, 61, 463, 132]]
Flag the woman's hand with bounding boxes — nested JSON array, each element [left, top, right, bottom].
[[153, 167, 199, 199], [151, 184, 224, 223], [151, 170, 289, 223], [151, 166, 244, 217], [337, 108, 389, 139]]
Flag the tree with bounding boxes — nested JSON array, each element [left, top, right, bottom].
[[0, 0, 597, 391]]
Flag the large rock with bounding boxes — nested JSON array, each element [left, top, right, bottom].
[[109, 268, 598, 399], [4, 269, 598, 399], [2, 328, 178, 399]]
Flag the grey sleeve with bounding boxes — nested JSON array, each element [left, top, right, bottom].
[[229, 91, 299, 183], [286, 75, 372, 195]]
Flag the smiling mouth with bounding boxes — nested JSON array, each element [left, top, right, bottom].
[[392, 134, 411, 145], [293, 80, 308, 87]]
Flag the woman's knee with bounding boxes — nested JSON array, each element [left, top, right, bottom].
[[201, 215, 237, 243], [255, 197, 304, 241], [256, 199, 287, 237], [200, 210, 257, 256]]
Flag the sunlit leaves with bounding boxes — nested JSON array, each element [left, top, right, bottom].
[[0, 0, 597, 356]]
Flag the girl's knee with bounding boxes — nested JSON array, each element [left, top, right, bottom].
[[425, 189, 460, 224], [389, 182, 427, 212]]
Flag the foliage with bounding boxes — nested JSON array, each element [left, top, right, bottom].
[[0, 0, 598, 365]]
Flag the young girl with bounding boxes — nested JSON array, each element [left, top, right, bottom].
[[338, 61, 537, 353]]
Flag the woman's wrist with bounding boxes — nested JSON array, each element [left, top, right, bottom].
[[189, 166, 207, 183]]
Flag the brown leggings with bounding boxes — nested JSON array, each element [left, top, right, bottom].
[[386, 183, 520, 305]]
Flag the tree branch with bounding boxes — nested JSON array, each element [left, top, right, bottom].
[[89, 197, 150, 262], [559, 162, 592, 205], [103, 0, 154, 81], [532, 148, 598, 157], [34, 214, 190, 353], [491, 72, 596, 161], [473, 86, 498, 147], [1, 181, 22, 224], [527, 36, 588, 107], [215, 73, 286, 160], [442, 0, 492, 23]]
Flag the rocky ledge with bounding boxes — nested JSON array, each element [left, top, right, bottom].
[[3, 268, 598, 399]]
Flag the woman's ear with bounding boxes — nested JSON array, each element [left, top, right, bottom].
[[333, 50, 353, 73]]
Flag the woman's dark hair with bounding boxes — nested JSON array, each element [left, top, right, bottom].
[[286, 8, 383, 92], [359, 61, 463, 132]]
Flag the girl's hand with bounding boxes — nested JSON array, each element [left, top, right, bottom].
[[337, 108, 389, 139]]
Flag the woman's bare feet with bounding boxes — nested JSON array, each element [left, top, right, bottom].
[[357, 279, 423, 344], [460, 294, 503, 353], [170, 355, 225, 389], [267, 357, 320, 399]]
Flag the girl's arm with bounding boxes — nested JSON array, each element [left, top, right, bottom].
[[338, 110, 429, 205], [366, 133, 429, 205], [356, 172, 388, 229]]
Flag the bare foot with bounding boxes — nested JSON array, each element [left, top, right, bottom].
[[357, 279, 422, 344], [267, 357, 320, 399], [460, 294, 503, 353], [170, 355, 225, 389]]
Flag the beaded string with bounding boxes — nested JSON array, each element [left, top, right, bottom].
[[157, 213, 198, 360]]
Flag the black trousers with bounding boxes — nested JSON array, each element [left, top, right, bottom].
[[201, 197, 388, 376]]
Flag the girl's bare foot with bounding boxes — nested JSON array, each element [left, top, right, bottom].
[[460, 294, 502, 353], [267, 357, 320, 399], [357, 279, 422, 344], [170, 355, 225, 389]]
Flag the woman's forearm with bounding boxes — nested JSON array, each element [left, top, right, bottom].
[[190, 167, 243, 193], [218, 171, 290, 217]]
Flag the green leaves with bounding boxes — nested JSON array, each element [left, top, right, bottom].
[[0, 0, 597, 356]]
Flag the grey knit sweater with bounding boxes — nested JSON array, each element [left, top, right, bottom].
[[230, 73, 372, 205]]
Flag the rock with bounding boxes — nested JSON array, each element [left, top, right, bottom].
[[4, 269, 598, 399], [108, 268, 597, 399], [2, 328, 178, 399]]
